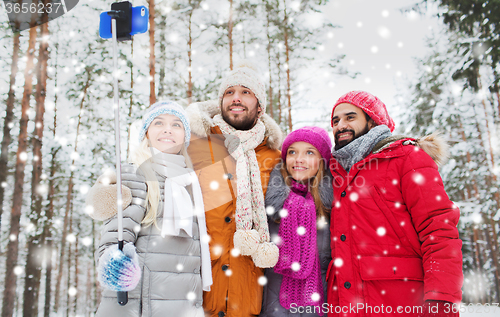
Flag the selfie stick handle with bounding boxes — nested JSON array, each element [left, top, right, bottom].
[[111, 17, 128, 307]]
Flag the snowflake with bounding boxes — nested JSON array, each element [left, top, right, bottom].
[[212, 245, 223, 256], [186, 291, 196, 301], [85, 205, 94, 215], [349, 192, 359, 202], [279, 209, 288, 218], [412, 173, 425, 185], [230, 248, 240, 257], [68, 287, 77, 297], [291, 262, 301, 271], [66, 234, 76, 243], [225, 269, 233, 277], [14, 266, 24, 276], [176, 263, 184, 271], [334, 258, 344, 268], [271, 234, 282, 245], [311, 293, 321, 302], [297, 226, 306, 236], [258, 276, 268, 286], [377, 227, 386, 236], [266, 206, 275, 215], [82, 237, 92, 246], [209, 181, 219, 190]]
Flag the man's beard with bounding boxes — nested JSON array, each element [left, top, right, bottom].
[[221, 103, 258, 131], [334, 124, 370, 151]]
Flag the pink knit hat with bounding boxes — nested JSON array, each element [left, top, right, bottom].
[[331, 90, 395, 132], [281, 126, 332, 163]]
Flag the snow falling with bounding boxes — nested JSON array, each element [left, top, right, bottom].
[[0, 0, 498, 315]]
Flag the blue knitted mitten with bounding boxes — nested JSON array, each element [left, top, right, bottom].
[[98, 243, 141, 292]]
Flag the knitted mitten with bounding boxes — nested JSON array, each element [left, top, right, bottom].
[[98, 243, 141, 292], [419, 300, 458, 317], [85, 171, 132, 221]]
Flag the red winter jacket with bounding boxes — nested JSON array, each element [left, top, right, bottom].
[[327, 136, 463, 317]]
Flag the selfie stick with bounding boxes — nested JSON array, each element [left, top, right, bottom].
[[109, 12, 128, 306]]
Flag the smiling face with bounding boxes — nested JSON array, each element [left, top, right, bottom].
[[146, 114, 185, 154], [331, 103, 375, 150], [285, 141, 322, 182], [221, 85, 261, 130]]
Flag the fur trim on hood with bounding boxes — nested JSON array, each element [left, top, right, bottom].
[[373, 132, 450, 166], [185, 100, 283, 150], [414, 132, 450, 167], [265, 162, 334, 222]]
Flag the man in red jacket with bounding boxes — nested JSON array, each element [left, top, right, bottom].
[[327, 91, 463, 317]]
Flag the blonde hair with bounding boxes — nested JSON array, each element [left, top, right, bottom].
[[131, 138, 193, 227], [280, 159, 329, 219]]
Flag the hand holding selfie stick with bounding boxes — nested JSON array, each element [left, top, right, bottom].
[[99, 1, 148, 306]]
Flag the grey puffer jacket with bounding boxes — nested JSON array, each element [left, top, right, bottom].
[[259, 163, 333, 317], [95, 164, 205, 317]]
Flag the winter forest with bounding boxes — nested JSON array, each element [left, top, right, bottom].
[[0, 0, 499, 316]]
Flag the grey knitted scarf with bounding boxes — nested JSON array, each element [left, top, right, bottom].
[[332, 125, 392, 172]]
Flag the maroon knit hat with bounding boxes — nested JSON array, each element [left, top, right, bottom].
[[331, 90, 395, 132], [281, 126, 332, 164]]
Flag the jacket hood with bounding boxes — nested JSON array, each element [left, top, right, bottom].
[[186, 100, 283, 150], [265, 162, 334, 222], [372, 132, 449, 166]]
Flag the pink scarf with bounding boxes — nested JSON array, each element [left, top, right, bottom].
[[274, 180, 323, 314]]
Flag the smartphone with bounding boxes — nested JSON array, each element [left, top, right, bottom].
[[99, 5, 148, 40]]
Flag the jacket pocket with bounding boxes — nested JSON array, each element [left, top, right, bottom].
[[370, 186, 422, 257], [359, 256, 423, 281], [359, 256, 424, 316]]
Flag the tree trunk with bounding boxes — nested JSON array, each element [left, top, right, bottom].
[[65, 211, 73, 317], [187, 6, 193, 104], [158, 19, 166, 98], [266, 5, 273, 118], [0, 27, 21, 220], [23, 8, 50, 315], [228, 0, 233, 70], [283, 5, 292, 132], [276, 50, 282, 125], [42, 41, 60, 317], [149, 0, 156, 104], [53, 71, 90, 313], [2, 17, 38, 317]]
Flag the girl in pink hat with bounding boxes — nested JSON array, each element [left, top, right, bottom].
[[259, 126, 333, 317]]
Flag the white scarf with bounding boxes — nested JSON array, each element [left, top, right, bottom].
[[150, 149, 212, 291], [212, 115, 271, 252]]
